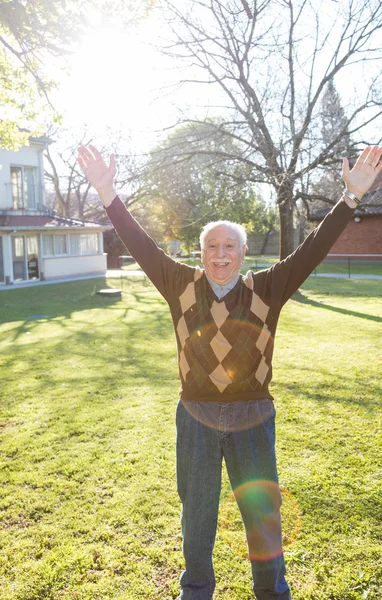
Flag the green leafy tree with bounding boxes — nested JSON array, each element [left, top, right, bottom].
[[145, 121, 274, 250]]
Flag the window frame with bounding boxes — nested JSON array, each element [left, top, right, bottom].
[[42, 233, 69, 257], [69, 233, 99, 256], [10, 165, 39, 209], [42, 232, 99, 257]]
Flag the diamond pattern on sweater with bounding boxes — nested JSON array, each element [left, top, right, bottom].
[[250, 292, 269, 322], [194, 267, 203, 281], [255, 356, 269, 385], [210, 330, 232, 362], [175, 270, 272, 393], [179, 281, 196, 314], [243, 270, 254, 289], [256, 324, 271, 354], [210, 301, 229, 329], [177, 315, 189, 348], [179, 350, 190, 380], [209, 364, 232, 393]]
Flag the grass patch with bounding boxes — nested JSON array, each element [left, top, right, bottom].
[[0, 276, 381, 599]]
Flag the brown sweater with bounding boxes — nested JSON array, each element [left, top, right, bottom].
[[106, 197, 354, 402]]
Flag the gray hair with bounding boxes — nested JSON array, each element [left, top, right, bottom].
[[200, 220, 247, 249]]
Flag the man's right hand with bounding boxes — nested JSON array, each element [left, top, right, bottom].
[[78, 145, 117, 207]]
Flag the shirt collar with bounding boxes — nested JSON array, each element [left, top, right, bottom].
[[205, 273, 240, 299]]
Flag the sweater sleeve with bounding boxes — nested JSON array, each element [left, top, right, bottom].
[[105, 196, 184, 301], [265, 197, 355, 308]]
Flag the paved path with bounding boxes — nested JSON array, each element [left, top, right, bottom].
[[0, 269, 381, 291]]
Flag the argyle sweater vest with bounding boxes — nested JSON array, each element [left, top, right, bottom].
[[106, 197, 354, 403]]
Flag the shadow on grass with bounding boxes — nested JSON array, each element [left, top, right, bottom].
[[275, 377, 380, 413], [0, 282, 177, 414], [292, 290, 382, 323], [0, 277, 161, 327]]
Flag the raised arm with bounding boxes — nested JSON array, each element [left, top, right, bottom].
[[265, 145, 382, 307], [77, 145, 184, 300]]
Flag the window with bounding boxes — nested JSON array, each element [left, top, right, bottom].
[[70, 233, 99, 255], [42, 233, 99, 257], [42, 235, 54, 256], [42, 234, 67, 256], [11, 166, 39, 209], [54, 234, 67, 255]]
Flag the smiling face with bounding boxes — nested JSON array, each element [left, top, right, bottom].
[[201, 224, 246, 285]]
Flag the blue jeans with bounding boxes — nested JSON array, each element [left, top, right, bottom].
[[176, 399, 291, 600]]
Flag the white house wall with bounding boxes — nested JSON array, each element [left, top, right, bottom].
[[42, 254, 107, 280], [1, 235, 12, 282], [0, 145, 43, 210]]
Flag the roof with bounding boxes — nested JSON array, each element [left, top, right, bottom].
[[0, 213, 111, 231], [310, 176, 382, 221]]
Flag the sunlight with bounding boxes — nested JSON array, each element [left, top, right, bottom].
[[52, 18, 176, 141]]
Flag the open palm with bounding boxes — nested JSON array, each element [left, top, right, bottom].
[[342, 145, 382, 198], [78, 145, 116, 192]]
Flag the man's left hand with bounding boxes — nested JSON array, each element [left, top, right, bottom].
[[342, 145, 382, 199]]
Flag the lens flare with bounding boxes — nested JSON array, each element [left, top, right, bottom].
[[219, 481, 302, 561], [180, 397, 275, 433]]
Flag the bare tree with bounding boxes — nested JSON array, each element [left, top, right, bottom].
[[157, 0, 382, 258], [44, 125, 147, 219]]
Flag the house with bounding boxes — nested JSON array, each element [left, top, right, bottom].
[[0, 136, 109, 285], [309, 175, 382, 258]]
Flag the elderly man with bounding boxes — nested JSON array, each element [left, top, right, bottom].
[[78, 145, 382, 600]]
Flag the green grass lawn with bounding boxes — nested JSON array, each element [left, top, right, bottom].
[[0, 277, 381, 599]]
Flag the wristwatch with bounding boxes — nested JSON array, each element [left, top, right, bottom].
[[344, 190, 361, 205]]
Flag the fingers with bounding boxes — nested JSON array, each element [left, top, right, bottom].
[[78, 145, 114, 172], [109, 153, 116, 175], [88, 144, 104, 162], [78, 145, 93, 162], [342, 157, 349, 180], [358, 145, 381, 165], [365, 145, 381, 166], [77, 154, 86, 172]]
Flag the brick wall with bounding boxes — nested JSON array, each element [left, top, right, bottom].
[[328, 216, 382, 256]]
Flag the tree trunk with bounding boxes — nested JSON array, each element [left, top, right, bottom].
[[55, 193, 68, 217], [277, 184, 295, 260], [260, 229, 271, 255]]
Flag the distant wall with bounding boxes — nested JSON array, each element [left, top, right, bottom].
[[246, 230, 300, 255], [328, 216, 382, 256]]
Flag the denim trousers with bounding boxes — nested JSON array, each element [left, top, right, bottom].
[[176, 398, 291, 600]]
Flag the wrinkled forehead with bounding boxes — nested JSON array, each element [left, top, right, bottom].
[[204, 225, 241, 245]]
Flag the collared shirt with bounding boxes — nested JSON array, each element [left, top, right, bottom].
[[206, 274, 240, 300]]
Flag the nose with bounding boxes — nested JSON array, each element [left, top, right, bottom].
[[216, 244, 225, 258]]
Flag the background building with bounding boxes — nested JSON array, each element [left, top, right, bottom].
[[0, 136, 109, 285]]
